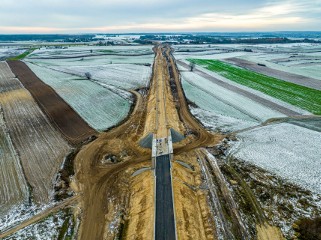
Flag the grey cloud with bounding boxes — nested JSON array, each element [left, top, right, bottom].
[[0, 0, 320, 32]]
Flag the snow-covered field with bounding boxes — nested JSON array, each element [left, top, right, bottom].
[[179, 59, 311, 116], [26, 63, 131, 131], [174, 43, 321, 80], [181, 70, 287, 132], [24, 45, 154, 130], [49, 64, 151, 90], [3, 210, 68, 240], [0, 109, 28, 214], [29, 45, 154, 59], [0, 202, 51, 233], [189, 107, 256, 133], [0, 48, 24, 60], [27, 54, 154, 66], [229, 123, 321, 194], [239, 53, 321, 81]]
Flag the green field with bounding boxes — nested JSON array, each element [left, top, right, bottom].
[[188, 59, 321, 115], [8, 48, 37, 60]]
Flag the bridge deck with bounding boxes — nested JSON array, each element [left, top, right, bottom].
[[155, 154, 176, 240]]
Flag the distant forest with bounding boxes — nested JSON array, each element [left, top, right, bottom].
[[0, 32, 320, 44]]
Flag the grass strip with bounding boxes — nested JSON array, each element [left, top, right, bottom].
[[188, 59, 321, 115], [8, 48, 37, 60]]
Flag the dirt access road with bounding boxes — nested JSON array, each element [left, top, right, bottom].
[[2, 46, 222, 240], [73, 45, 221, 239], [2, 45, 284, 240]]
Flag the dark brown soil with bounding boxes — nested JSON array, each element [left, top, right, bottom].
[[7, 60, 97, 145], [295, 217, 321, 240]]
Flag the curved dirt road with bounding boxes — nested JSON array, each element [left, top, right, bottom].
[[74, 45, 222, 240]]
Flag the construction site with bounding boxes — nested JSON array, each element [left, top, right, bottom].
[[1, 43, 321, 240]]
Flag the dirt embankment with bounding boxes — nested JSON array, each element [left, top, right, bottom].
[[124, 167, 154, 239], [173, 151, 216, 240], [7, 60, 97, 145], [72, 45, 222, 240], [2, 45, 224, 239], [73, 85, 151, 240], [142, 46, 184, 139], [166, 47, 223, 149]]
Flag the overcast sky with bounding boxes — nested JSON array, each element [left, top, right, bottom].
[[1, 0, 321, 33]]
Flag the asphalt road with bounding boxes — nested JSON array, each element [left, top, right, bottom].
[[155, 154, 176, 240]]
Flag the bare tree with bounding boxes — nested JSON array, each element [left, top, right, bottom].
[[85, 72, 92, 80], [190, 62, 195, 72]]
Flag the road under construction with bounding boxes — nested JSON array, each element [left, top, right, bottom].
[[0, 44, 284, 240]]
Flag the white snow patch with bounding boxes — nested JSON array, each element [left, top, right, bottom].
[[181, 71, 286, 122], [190, 107, 257, 133], [230, 123, 321, 194], [4, 210, 66, 240]]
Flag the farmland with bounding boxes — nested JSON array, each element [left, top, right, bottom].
[[25, 62, 132, 131], [230, 123, 321, 193], [179, 67, 291, 132], [225, 58, 321, 90], [238, 44, 321, 80], [49, 64, 152, 90], [8, 61, 98, 143], [174, 43, 321, 80], [0, 47, 25, 61], [0, 107, 28, 215], [0, 62, 70, 205], [28, 45, 154, 59], [182, 71, 286, 120], [7, 48, 36, 60], [188, 59, 321, 114], [22, 45, 154, 132], [1, 41, 320, 240]]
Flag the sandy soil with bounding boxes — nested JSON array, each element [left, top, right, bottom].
[[73, 87, 151, 240], [173, 151, 216, 240], [0, 45, 222, 239], [73, 45, 222, 239], [143, 47, 184, 139], [257, 224, 284, 240], [125, 169, 154, 240]]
